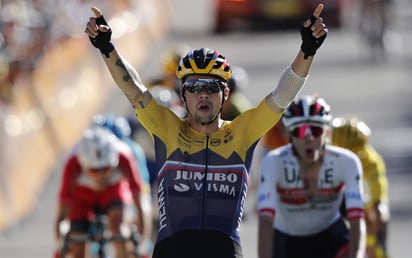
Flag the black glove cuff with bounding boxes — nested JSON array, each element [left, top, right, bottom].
[[90, 15, 114, 58], [300, 44, 316, 60], [99, 42, 115, 58]]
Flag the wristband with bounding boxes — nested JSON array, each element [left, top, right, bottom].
[[271, 65, 306, 109]]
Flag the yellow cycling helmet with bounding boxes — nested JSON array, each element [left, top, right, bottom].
[[331, 115, 371, 150], [176, 47, 232, 81]]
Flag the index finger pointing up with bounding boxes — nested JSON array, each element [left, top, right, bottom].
[[91, 6, 103, 18], [312, 4, 324, 18]]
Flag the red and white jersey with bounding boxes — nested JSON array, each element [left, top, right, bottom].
[[257, 144, 365, 236], [58, 138, 142, 205]]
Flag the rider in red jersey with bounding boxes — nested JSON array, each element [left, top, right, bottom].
[[54, 126, 146, 258]]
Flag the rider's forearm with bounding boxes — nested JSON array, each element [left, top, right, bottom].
[[349, 219, 367, 258], [133, 194, 145, 235], [54, 205, 68, 240], [258, 215, 275, 258], [54, 218, 62, 241], [103, 49, 151, 108], [291, 50, 315, 77]]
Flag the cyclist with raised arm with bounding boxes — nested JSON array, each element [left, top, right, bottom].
[[54, 126, 145, 258], [332, 115, 390, 258], [257, 95, 366, 258], [84, 4, 328, 257]]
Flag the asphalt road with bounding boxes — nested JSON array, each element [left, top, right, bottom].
[[1, 0, 411, 257]]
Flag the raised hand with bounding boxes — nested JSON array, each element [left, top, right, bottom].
[[300, 4, 328, 59], [85, 6, 114, 58]]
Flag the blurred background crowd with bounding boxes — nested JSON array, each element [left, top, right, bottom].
[[0, 0, 171, 231]]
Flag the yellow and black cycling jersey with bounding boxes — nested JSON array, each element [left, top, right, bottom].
[[135, 98, 281, 244]]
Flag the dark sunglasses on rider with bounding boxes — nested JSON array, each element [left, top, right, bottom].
[[182, 79, 226, 94], [290, 124, 324, 139]]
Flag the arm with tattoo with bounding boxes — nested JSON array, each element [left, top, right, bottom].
[[104, 50, 152, 109], [85, 6, 152, 109]]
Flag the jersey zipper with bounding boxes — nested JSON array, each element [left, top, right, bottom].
[[201, 133, 209, 229]]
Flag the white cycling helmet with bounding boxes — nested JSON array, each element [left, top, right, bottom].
[[282, 95, 332, 128], [77, 127, 119, 169]]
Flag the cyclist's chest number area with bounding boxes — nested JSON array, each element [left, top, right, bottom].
[[172, 123, 244, 159], [281, 164, 336, 188]]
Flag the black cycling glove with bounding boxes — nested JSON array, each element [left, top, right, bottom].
[[89, 15, 114, 58], [300, 15, 327, 59]]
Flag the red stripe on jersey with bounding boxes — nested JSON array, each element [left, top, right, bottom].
[[347, 207, 365, 220], [276, 183, 345, 204], [258, 208, 275, 217]]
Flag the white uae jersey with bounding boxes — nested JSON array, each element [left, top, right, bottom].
[[257, 144, 365, 236]]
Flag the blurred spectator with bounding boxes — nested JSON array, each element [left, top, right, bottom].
[[0, 0, 53, 103], [0, 0, 142, 105], [249, 121, 289, 195], [221, 65, 253, 121], [259, 120, 289, 153], [146, 43, 191, 94], [0, 52, 12, 103]]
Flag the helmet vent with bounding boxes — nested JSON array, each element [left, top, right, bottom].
[[310, 102, 325, 116], [176, 48, 232, 81], [291, 102, 303, 116], [282, 95, 332, 128]]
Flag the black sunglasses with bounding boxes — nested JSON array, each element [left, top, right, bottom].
[[182, 79, 226, 94], [290, 124, 324, 138]]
